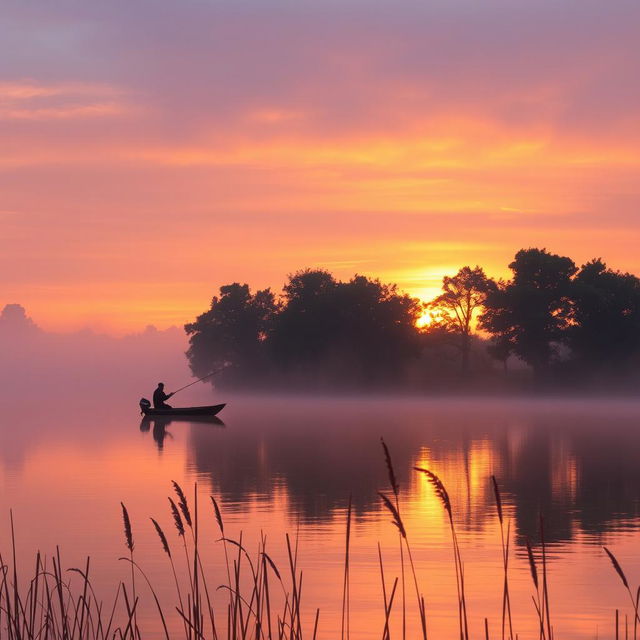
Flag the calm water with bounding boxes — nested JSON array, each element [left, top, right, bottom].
[[2, 392, 640, 638]]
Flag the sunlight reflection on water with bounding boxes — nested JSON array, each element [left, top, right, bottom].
[[1, 393, 640, 638]]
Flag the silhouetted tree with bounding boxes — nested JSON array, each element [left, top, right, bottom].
[[270, 269, 339, 367], [429, 266, 492, 375], [333, 275, 423, 381], [185, 283, 277, 385], [269, 269, 422, 386], [479, 249, 577, 377], [570, 259, 640, 372], [486, 334, 511, 375], [184, 250, 640, 390]]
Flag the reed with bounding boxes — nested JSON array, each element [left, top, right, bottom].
[[539, 516, 552, 640], [414, 466, 468, 640], [380, 436, 406, 640], [491, 476, 513, 640], [379, 438, 427, 640], [172, 480, 193, 529], [525, 536, 545, 639], [120, 501, 138, 637], [604, 546, 640, 640], [3, 461, 639, 639], [340, 495, 351, 640], [151, 516, 188, 637], [0, 523, 134, 640], [211, 495, 234, 627]]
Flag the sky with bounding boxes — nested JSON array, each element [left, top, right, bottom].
[[1, 0, 639, 333]]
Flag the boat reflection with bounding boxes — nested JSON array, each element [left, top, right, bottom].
[[140, 415, 225, 452]]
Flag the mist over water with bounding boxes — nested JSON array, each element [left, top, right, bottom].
[[3, 299, 638, 627], [0, 304, 191, 400], [2, 307, 640, 637]]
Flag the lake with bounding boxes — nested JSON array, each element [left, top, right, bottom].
[[1, 392, 639, 638]]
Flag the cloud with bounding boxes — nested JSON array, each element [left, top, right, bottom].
[[3, 2, 639, 137], [0, 0, 638, 331], [0, 80, 133, 121]]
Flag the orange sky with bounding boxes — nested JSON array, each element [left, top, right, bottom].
[[1, 1, 639, 333]]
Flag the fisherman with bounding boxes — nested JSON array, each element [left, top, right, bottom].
[[153, 382, 174, 409]]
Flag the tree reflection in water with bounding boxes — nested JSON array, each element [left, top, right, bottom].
[[181, 397, 640, 545]]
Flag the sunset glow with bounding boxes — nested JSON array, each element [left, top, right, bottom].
[[3, 6, 640, 638], [2, 1, 639, 332]]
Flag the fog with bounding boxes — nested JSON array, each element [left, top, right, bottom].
[[3, 302, 640, 553], [4, 301, 640, 406], [0, 304, 193, 405]]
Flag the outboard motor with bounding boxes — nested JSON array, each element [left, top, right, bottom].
[[139, 398, 151, 415]]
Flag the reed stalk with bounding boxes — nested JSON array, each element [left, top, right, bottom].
[[1, 459, 636, 640], [120, 503, 138, 639], [341, 495, 352, 640], [491, 476, 513, 640], [380, 438, 427, 640], [604, 546, 640, 640], [539, 516, 552, 640], [525, 536, 545, 640], [414, 466, 468, 640]]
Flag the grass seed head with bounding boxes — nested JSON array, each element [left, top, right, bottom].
[[210, 495, 224, 535], [604, 547, 629, 589], [151, 518, 171, 557], [378, 491, 406, 538], [168, 497, 185, 537], [491, 475, 503, 525], [172, 481, 192, 528], [120, 502, 134, 552], [414, 467, 452, 519], [380, 438, 399, 498], [525, 537, 539, 590]]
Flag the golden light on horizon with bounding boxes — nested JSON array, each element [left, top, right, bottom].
[[2, 5, 640, 333]]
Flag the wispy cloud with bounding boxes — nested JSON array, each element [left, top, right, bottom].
[[0, 81, 133, 121], [0, 1, 638, 331]]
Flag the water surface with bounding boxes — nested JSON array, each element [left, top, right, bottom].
[[1, 392, 639, 638]]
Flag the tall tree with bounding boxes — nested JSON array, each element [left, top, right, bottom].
[[429, 266, 492, 375], [479, 248, 577, 377], [333, 275, 423, 379], [570, 259, 640, 371], [270, 269, 422, 385], [270, 269, 339, 366], [185, 283, 277, 385]]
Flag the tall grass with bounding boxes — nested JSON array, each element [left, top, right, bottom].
[[340, 495, 351, 640], [0, 445, 635, 639], [379, 437, 427, 640], [491, 476, 513, 640], [414, 466, 468, 640], [604, 547, 640, 640]]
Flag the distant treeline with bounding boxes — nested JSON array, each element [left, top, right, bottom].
[[185, 248, 640, 390]]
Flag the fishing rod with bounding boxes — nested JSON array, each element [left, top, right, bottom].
[[170, 365, 228, 396]]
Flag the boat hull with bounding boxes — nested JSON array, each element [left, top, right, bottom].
[[142, 403, 226, 417]]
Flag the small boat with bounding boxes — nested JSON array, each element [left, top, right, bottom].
[[139, 399, 226, 417]]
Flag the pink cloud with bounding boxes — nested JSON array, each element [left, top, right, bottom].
[[0, 1, 638, 331]]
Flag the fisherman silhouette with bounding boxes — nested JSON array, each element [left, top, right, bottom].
[[153, 382, 174, 409]]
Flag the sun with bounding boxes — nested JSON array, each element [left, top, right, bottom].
[[416, 308, 439, 329]]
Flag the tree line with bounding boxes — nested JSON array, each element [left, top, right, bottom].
[[185, 248, 640, 390]]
